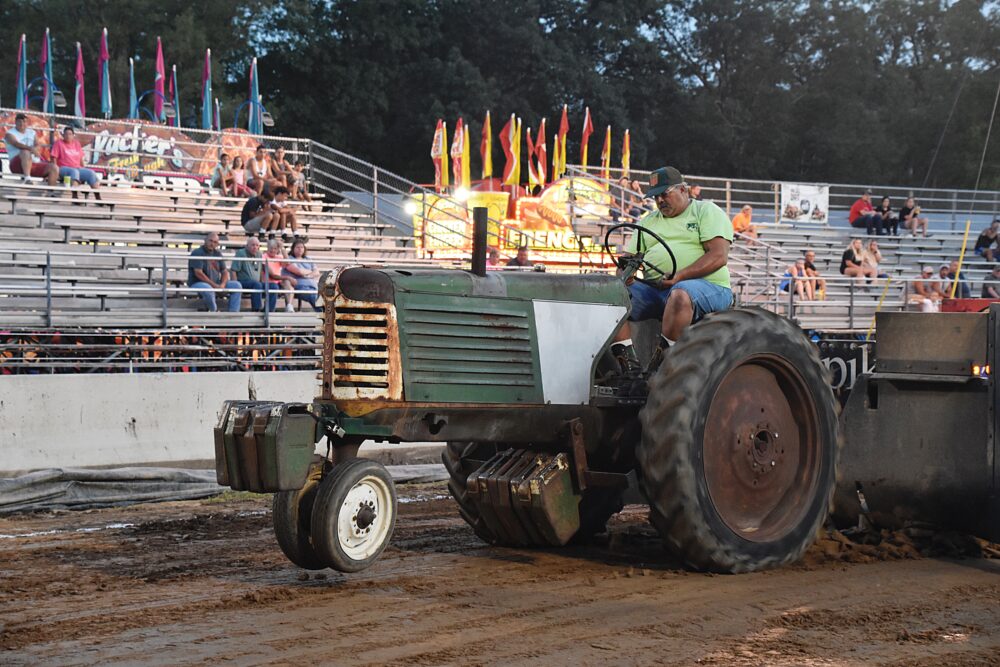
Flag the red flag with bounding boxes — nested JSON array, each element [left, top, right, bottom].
[[499, 113, 518, 185], [430, 119, 448, 192], [580, 107, 594, 166], [526, 127, 540, 189], [554, 105, 569, 178], [536, 118, 547, 187], [154, 37, 166, 120], [450, 117, 464, 187]]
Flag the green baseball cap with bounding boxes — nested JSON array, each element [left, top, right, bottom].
[[646, 166, 684, 197]]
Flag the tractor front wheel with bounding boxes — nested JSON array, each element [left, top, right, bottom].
[[638, 308, 839, 573], [272, 463, 326, 570]]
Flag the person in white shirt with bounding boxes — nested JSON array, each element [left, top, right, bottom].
[[4, 113, 58, 185]]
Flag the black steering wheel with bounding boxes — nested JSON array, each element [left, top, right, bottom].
[[603, 222, 677, 286]]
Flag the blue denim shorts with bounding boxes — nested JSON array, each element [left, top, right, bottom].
[[628, 278, 733, 322]]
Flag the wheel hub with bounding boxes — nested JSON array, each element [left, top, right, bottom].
[[355, 501, 377, 531], [703, 358, 820, 543]]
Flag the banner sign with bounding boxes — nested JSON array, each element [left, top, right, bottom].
[[409, 177, 611, 267], [0, 111, 262, 191], [780, 182, 829, 223]]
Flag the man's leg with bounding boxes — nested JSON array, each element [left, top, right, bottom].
[[190, 281, 218, 311], [241, 280, 263, 311], [225, 280, 242, 312]]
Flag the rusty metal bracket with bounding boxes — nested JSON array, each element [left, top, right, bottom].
[[566, 418, 588, 493], [565, 417, 630, 492]]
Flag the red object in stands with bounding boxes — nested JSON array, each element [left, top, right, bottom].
[[941, 298, 998, 313]]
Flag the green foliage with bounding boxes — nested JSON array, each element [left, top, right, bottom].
[[1, 0, 998, 188]]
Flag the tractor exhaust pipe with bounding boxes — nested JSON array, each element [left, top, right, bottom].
[[471, 206, 488, 277]]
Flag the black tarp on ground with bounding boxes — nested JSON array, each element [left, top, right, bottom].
[[0, 464, 448, 514]]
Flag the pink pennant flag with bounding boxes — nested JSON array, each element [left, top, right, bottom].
[[154, 37, 165, 120], [74, 42, 86, 118]]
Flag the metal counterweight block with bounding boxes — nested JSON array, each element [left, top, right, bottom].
[[467, 449, 582, 547]]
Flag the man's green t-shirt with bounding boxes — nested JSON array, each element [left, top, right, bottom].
[[624, 199, 733, 288]]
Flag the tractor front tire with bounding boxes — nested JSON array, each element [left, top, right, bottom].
[[638, 308, 839, 573], [272, 464, 326, 570]]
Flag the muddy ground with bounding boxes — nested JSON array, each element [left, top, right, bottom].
[[2, 484, 1000, 666]]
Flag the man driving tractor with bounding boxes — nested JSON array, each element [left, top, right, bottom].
[[611, 166, 734, 386]]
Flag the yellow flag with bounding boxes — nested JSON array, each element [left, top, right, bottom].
[[513, 117, 522, 185], [462, 122, 471, 188], [481, 110, 492, 179]]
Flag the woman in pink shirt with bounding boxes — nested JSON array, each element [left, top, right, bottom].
[[50, 126, 101, 199]]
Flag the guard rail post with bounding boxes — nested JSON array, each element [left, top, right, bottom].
[[45, 251, 52, 327], [848, 280, 856, 330], [725, 180, 732, 216], [161, 256, 168, 327], [951, 192, 957, 232], [787, 277, 795, 320], [372, 166, 380, 229], [264, 275, 271, 328]]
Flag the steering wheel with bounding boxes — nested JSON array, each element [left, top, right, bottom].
[[603, 222, 677, 286]]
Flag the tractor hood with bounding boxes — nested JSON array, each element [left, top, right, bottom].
[[317, 267, 630, 411], [324, 267, 629, 307]]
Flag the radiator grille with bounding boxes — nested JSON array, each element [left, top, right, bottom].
[[321, 296, 401, 401]]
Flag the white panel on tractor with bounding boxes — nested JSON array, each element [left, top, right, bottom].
[[532, 300, 628, 405]]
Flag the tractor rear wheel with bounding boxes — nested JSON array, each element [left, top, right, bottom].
[[637, 308, 838, 573]]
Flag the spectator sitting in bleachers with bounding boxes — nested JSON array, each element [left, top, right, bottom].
[[506, 246, 533, 268], [945, 260, 971, 299], [263, 238, 296, 312], [230, 156, 254, 197], [849, 189, 884, 236], [211, 153, 236, 197], [863, 240, 888, 279], [486, 247, 501, 269], [910, 266, 943, 312], [780, 257, 814, 300], [4, 112, 59, 186], [899, 197, 930, 238], [974, 220, 999, 263], [981, 265, 1000, 299], [803, 250, 826, 299], [246, 145, 278, 196], [292, 161, 312, 203], [271, 147, 298, 198], [841, 238, 877, 288], [231, 237, 275, 312], [241, 189, 278, 238], [51, 126, 101, 200], [731, 205, 758, 241], [628, 179, 646, 219], [271, 186, 300, 241], [875, 196, 898, 236], [283, 239, 322, 312], [188, 232, 241, 312]]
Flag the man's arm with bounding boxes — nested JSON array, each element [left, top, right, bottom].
[[192, 268, 216, 287], [4, 131, 33, 152], [988, 285, 1000, 299], [660, 237, 729, 287]]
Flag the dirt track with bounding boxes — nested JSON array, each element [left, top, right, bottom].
[[3, 484, 1000, 666]]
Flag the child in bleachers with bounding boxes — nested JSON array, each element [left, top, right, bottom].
[[292, 161, 312, 203], [230, 156, 254, 197]]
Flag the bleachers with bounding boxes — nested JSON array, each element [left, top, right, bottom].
[[0, 173, 456, 329]]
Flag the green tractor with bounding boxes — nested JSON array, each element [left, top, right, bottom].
[[214, 223, 839, 573]]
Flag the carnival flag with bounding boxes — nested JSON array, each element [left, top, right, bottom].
[[128, 57, 138, 119], [556, 104, 569, 178], [600, 125, 611, 181], [74, 42, 86, 119], [431, 119, 448, 192], [526, 127, 540, 190], [462, 122, 471, 189], [170, 64, 180, 128], [450, 117, 464, 189], [41, 28, 54, 114], [480, 110, 493, 179], [248, 57, 262, 135], [536, 118, 547, 187], [201, 49, 213, 130], [580, 106, 594, 167], [513, 117, 523, 185], [98, 28, 112, 118], [154, 37, 165, 121], [214, 98, 221, 132], [622, 129, 631, 178], [15, 34, 27, 110], [500, 114, 517, 186]]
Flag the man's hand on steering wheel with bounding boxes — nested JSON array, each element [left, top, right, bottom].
[[603, 222, 677, 287]]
